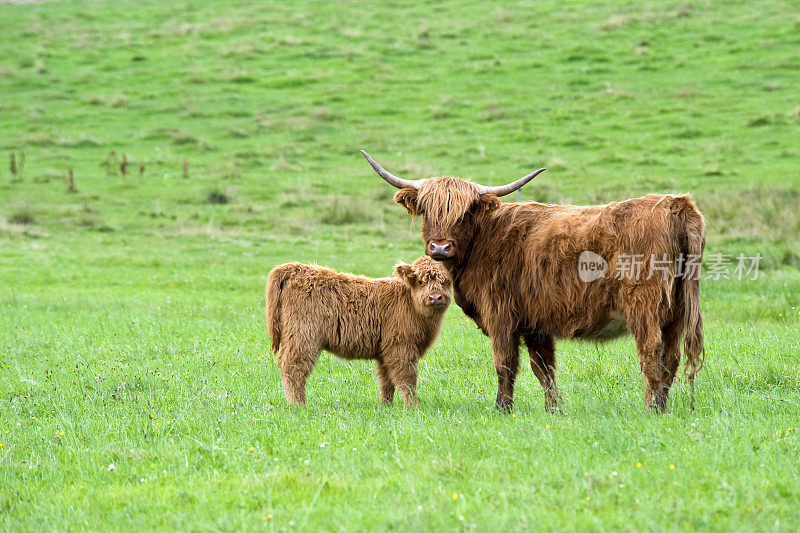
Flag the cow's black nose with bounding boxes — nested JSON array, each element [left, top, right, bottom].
[[427, 241, 453, 259]]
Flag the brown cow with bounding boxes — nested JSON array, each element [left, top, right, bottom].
[[265, 257, 451, 406], [362, 150, 705, 412]]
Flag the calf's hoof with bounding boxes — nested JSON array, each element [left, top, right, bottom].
[[284, 392, 307, 407], [379, 395, 395, 406], [402, 397, 420, 408]]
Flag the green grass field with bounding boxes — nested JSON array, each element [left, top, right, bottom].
[[2, 0, 799, 530]]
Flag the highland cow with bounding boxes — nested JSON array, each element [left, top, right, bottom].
[[266, 257, 451, 406], [362, 150, 705, 412]]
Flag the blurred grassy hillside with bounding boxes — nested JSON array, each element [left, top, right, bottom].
[[1, 0, 799, 271]]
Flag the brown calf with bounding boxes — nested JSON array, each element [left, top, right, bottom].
[[265, 257, 451, 406], [363, 151, 705, 412]]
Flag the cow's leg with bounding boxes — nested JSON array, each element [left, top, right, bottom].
[[523, 333, 563, 412], [627, 309, 666, 411], [659, 319, 684, 403], [278, 342, 320, 406], [384, 347, 419, 407], [375, 359, 395, 405], [491, 332, 520, 412]]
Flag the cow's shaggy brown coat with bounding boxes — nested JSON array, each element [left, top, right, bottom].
[[386, 174, 705, 412], [265, 257, 451, 406]]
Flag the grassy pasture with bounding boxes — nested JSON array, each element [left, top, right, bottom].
[[1, 0, 800, 530]]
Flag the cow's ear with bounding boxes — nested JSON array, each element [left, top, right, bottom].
[[394, 188, 419, 215], [478, 193, 501, 213], [393, 263, 416, 285]]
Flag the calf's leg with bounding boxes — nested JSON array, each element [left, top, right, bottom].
[[278, 342, 320, 406], [383, 347, 419, 407], [375, 359, 395, 404], [491, 332, 521, 412], [523, 333, 563, 412]]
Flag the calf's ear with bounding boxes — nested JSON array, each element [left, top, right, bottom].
[[478, 193, 501, 213], [394, 188, 419, 215], [393, 263, 416, 285]]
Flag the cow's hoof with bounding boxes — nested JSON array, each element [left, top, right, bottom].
[[645, 402, 667, 414], [650, 393, 668, 413], [545, 404, 564, 415], [495, 401, 513, 413]]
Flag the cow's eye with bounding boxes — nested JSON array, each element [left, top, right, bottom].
[[418, 279, 424, 285]]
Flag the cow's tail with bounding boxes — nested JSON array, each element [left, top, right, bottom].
[[265, 264, 294, 354], [676, 196, 706, 409]]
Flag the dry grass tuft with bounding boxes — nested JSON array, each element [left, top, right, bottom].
[[8, 205, 35, 225], [319, 195, 371, 226], [169, 130, 198, 146]]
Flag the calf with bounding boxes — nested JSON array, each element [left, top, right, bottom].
[[265, 257, 451, 406]]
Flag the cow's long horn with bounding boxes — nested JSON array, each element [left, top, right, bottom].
[[479, 168, 547, 197], [361, 150, 421, 189]]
